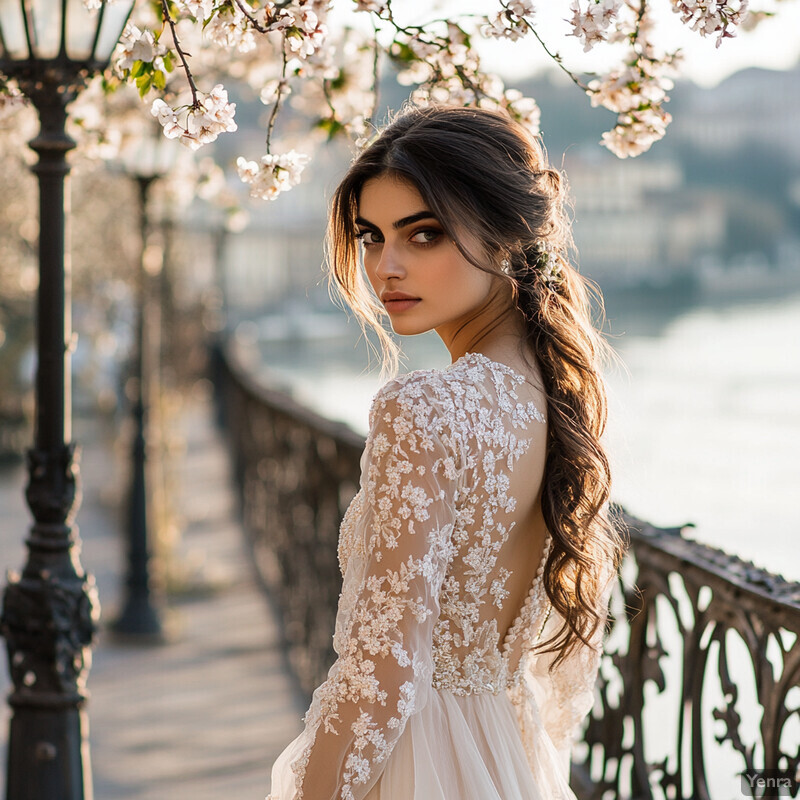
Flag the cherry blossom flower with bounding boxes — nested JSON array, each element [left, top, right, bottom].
[[117, 24, 167, 71], [568, 0, 623, 52], [482, 13, 527, 41], [151, 99, 185, 141], [293, 42, 340, 81], [503, 89, 541, 136], [175, 0, 215, 21], [260, 79, 292, 106], [601, 106, 672, 158], [670, 0, 750, 47], [197, 84, 237, 127], [354, 0, 387, 13], [236, 149, 310, 200], [588, 53, 674, 156], [587, 62, 673, 114], [0, 86, 28, 123], [270, 2, 329, 59], [482, 0, 536, 41], [151, 85, 237, 150], [396, 60, 434, 87], [204, 5, 257, 53], [405, 35, 439, 61], [193, 157, 228, 201], [509, 0, 536, 16]]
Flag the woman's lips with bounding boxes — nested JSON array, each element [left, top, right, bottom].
[[384, 298, 421, 312]]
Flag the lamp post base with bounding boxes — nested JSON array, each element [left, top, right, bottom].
[[6, 706, 92, 800], [110, 598, 167, 642]]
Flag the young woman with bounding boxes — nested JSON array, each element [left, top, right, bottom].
[[268, 105, 626, 800]]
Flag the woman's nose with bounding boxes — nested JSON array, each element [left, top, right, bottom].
[[373, 243, 406, 281]]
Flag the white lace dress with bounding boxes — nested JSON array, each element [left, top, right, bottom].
[[267, 351, 612, 800]]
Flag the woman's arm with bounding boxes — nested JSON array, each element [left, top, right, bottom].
[[272, 381, 460, 800]]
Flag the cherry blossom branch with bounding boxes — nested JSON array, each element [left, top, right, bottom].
[[232, 0, 270, 33], [369, 17, 380, 127], [160, 0, 200, 107], [320, 75, 343, 135], [382, 1, 425, 38], [513, 9, 590, 92], [265, 46, 288, 152], [103, 0, 766, 201], [632, 0, 649, 49]]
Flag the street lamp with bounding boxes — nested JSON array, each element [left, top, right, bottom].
[[0, 3, 134, 798], [112, 126, 176, 639]]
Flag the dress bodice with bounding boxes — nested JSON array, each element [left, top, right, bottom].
[[338, 352, 549, 696]]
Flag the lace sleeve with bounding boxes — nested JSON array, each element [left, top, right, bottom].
[[526, 565, 616, 778], [268, 380, 460, 800]]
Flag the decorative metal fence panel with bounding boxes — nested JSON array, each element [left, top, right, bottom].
[[213, 341, 800, 799], [570, 515, 800, 799]]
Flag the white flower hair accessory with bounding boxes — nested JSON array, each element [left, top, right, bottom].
[[502, 246, 564, 288], [534, 245, 564, 288]]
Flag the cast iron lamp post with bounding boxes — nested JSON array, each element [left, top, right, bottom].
[[112, 129, 175, 639], [0, 3, 134, 798]]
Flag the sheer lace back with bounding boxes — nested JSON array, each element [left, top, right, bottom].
[[337, 351, 549, 702]]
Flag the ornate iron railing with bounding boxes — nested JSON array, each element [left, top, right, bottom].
[[212, 340, 800, 800], [571, 515, 800, 799], [211, 342, 363, 693]]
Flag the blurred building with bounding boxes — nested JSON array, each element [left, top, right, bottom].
[[672, 66, 800, 165], [567, 155, 727, 288]]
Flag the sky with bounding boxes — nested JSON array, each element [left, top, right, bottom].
[[334, 0, 800, 88]]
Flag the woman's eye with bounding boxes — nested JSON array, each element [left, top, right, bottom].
[[357, 230, 381, 246], [410, 229, 441, 245]]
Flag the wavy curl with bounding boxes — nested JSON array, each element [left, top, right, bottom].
[[326, 104, 627, 668]]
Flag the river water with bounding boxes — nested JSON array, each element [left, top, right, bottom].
[[239, 287, 800, 583]]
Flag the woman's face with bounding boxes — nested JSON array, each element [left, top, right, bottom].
[[356, 173, 497, 338]]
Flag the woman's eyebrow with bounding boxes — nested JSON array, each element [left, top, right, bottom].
[[355, 211, 438, 230]]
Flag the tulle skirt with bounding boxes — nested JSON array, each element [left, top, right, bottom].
[[269, 688, 578, 800]]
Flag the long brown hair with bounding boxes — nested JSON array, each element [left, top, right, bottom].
[[327, 104, 626, 666]]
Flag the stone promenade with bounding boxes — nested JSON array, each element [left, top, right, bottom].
[[0, 383, 305, 799]]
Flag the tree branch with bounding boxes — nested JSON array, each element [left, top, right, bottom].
[[265, 46, 288, 151], [161, 0, 200, 107]]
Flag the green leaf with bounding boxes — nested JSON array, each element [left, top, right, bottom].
[[101, 75, 122, 95], [130, 59, 147, 79], [389, 42, 415, 64], [164, 51, 175, 73], [153, 70, 166, 91], [329, 70, 347, 91], [315, 116, 345, 141], [136, 73, 154, 97]]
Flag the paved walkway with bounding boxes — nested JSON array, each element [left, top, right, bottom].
[[0, 384, 305, 799]]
